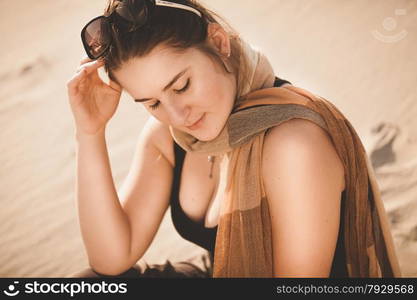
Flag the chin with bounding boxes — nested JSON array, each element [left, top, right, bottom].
[[191, 126, 224, 142], [185, 114, 228, 141]]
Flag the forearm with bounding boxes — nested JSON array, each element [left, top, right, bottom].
[[75, 129, 131, 273]]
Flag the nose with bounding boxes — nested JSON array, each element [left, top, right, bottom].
[[164, 98, 192, 128]]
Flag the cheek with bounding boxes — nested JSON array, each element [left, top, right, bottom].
[[197, 79, 232, 110]]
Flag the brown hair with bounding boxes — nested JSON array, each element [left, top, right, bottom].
[[101, 0, 251, 98]]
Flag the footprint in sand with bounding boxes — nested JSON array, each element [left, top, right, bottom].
[[369, 122, 399, 170], [0, 56, 50, 105]]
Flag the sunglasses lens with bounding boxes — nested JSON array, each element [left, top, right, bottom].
[[82, 17, 111, 59]]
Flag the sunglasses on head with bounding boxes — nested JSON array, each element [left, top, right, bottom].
[[81, 0, 202, 60]]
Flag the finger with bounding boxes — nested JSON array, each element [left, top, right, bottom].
[[76, 60, 105, 81], [77, 58, 104, 72], [86, 60, 105, 83], [66, 69, 87, 92], [79, 55, 93, 65]]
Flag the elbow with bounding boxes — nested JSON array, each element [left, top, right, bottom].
[[89, 260, 130, 277], [88, 254, 133, 276]]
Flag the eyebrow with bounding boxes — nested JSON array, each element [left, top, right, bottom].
[[134, 67, 190, 102]]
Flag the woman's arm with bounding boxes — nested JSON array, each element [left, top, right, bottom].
[[261, 118, 345, 277], [75, 116, 173, 275], [76, 129, 133, 274]]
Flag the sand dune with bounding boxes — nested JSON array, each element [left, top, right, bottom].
[[0, 0, 416, 277]]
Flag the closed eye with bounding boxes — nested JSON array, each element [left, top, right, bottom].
[[149, 101, 160, 110], [174, 78, 190, 94], [148, 78, 191, 111]]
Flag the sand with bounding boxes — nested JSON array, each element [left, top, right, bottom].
[[0, 0, 416, 277]]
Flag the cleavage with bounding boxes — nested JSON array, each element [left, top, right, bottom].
[[178, 152, 221, 228]]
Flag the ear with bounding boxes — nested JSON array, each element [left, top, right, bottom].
[[207, 23, 231, 57]]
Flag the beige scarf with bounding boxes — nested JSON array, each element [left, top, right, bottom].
[[168, 39, 402, 277]]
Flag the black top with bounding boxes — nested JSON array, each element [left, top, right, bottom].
[[169, 76, 348, 277]]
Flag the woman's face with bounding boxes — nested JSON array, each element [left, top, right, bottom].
[[113, 43, 237, 141]]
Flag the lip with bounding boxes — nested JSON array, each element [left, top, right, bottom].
[[186, 113, 205, 130]]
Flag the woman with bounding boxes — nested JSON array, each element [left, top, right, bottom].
[[66, 0, 401, 278]]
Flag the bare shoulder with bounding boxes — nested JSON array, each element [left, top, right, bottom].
[[261, 118, 345, 276], [142, 116, 175, 167], [262, 118, 345, 192], [265, 118, 331, 144]]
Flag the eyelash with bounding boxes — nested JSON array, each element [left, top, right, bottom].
[[149, 78, 191, 110]]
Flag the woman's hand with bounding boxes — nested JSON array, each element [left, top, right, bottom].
[[66, 56, 122, 135]]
